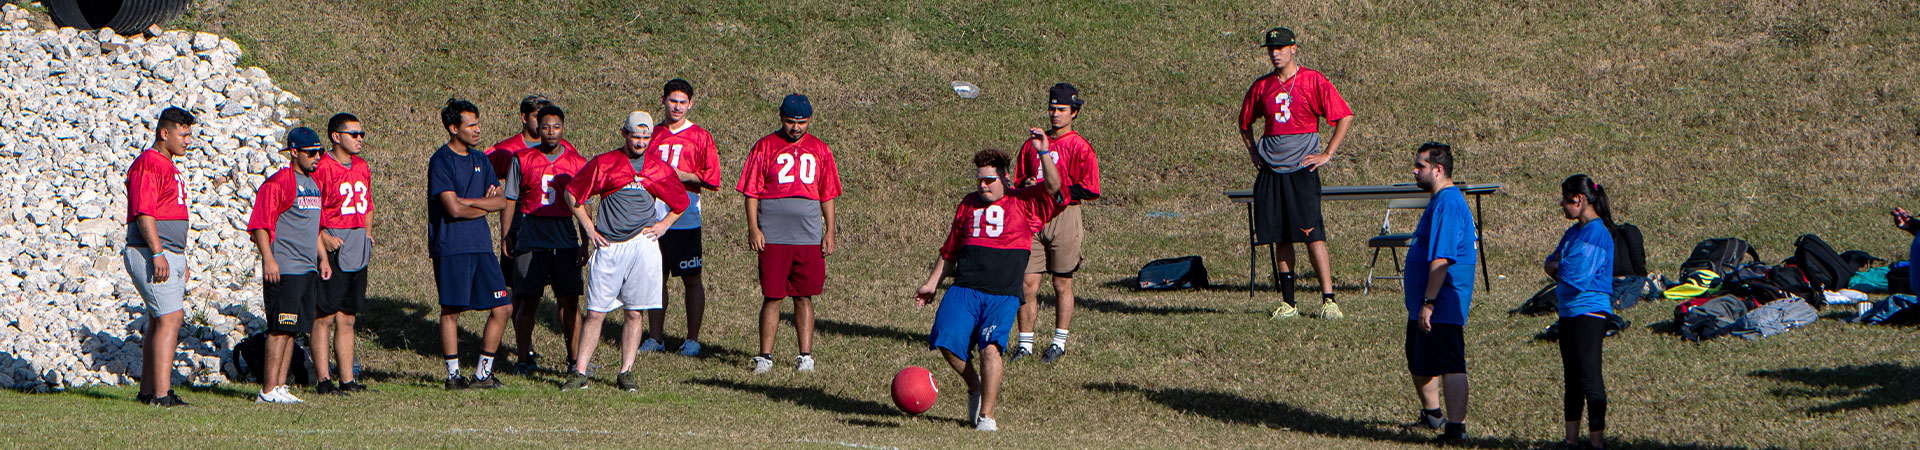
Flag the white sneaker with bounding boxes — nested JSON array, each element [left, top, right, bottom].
[[258, 385, 302, 404], [638, 338, 665, 353], [751, 356, 773, 374], [275, 385, 304, 404], [678, 339, 703, 357], [967, 391, 982, 427], [795, 355, 815, 372], [975, 415, 997, 432]]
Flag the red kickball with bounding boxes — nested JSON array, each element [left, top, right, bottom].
[[890, 366, 938, 415]]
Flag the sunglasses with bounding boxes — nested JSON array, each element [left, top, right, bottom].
[[334, 131, 366, 138], [295, 147, 324, 156], [977, 176, 1001, 185]]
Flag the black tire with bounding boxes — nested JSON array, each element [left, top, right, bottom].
[[44, 0, 193, 35]]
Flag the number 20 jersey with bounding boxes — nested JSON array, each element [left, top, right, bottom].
[[734, 132, 841, 202], [937, 186, 1062, 296]]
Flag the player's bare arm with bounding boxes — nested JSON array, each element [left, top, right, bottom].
[[821, 199, 837, 256], [562, 190, 610, 248], [318, 231, 332, 280], [1301, 116, 1355, 171], [250, 229, 279, 283], [914, 258, 957, 306], [135, 214, 171, 282], [646, 211, 682, 242], [744, 196, 765, 252]]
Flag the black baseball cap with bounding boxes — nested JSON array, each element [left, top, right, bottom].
[[286, 127, 323, 151], [780, 94, 812, 120], [1260, 27, 1296, 48], [1048, 83, 1083, 107]]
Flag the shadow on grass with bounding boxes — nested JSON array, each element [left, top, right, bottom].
[[689, 377, 967, 426], [784, 313, 928, 345], [1077, 297, 1224, 315], [1646, 319, 1680, 336], [839, 418, 902, 428], [1749, 363, 1920, 413], [360, 296, 484, 362]]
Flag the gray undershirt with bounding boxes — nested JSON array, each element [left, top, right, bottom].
[[758, 197, 824, 245], [1258, 133, 1322, 174]]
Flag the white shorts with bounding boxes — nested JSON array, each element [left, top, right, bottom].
[[586, 236, 663, 313]]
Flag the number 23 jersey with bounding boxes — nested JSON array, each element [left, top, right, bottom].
[[315, 154, 372, 230]]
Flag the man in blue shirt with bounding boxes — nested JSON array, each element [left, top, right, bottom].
[[427, 98, 515, 390], [1402, 142, 1477, 444]]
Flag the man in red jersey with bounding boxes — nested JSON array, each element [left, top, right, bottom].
[[1238, 26, 1356, 320], [502, 104, 589, 375], [1011, 83, 1102, 364], [311, 113, 373, 395], [124, 106, 196, 407], [644, 78, 722, 357], [487, 94, 553, 348], [914, 138, 1062, 432], [558, 111, 689, 392], [247, 127, 332, 404], [736, 94, 841, 374]]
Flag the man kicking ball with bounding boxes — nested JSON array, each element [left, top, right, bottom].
[[559, 112, 689, 391], [913, 134, 1062, 431]]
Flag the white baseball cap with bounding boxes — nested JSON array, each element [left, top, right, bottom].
[[624, 111, 654, 133]]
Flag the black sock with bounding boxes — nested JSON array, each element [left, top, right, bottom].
[[1323, 292, 1337, 303], [1280, 272, 1297, 306], [758, 353, 772, 360], [1444, 422, 1467, 436], [1422, 408, 1442, 418], [799, 352, 811, 357]]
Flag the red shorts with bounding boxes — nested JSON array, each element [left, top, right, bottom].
[[759, 244, 825, 299]]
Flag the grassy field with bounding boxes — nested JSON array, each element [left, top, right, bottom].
[[6, 0, 1920, 447]]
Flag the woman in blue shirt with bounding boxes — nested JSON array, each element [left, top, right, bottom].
[[1545, 174, 1613, 450]]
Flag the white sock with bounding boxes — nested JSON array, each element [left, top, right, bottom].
[[1017, 332, 1036, 351], [1052, 329, 1070, 349], [476, 354, 496, 380], [444, 358, 460, 378]]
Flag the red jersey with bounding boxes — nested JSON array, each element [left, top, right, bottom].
[[126, 148, 187, 222], [1237, 68, 1353, 137], [314, 153, 372, 229], [650, 121, 723, 188], [507, 141, 588, 217], [486, 133, 537, 179], [937, 186, 1062, 260], [1013, 131, 1101, 205], [568, 150, 690, 217], [734, 132, 841, 201]]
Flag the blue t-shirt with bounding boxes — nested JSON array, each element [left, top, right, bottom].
[[1908, 234, 1920, 295], [1403, 186, 1479, 325], [426, 144, 499, 257], [1550, 220, 1615, 318]]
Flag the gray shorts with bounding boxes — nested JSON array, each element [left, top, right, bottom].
[[122, 247, 187, 316]]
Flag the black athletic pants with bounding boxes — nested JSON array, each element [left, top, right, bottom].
[[1558, 314, 1608, 431]]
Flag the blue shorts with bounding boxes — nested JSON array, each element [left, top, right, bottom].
[[435, 253, 510, 310], [928, 286, 1020, 362]]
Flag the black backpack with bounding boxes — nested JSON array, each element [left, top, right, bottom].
[[1786, 234, 1854, 292], [1609, 222, 1649, 277], [1891, 262, 1914, 295], [1137, 256, 1208, 290], [1510, 283, 1558, 316], [235, 332, 313, 385], [1680, 238, 1760, 275]]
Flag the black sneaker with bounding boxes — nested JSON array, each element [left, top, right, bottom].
[[1401, 412, 1444, 430], [508, 360, 538, 376], [1041, 344, 1067, 363], [616, 371, 639, 392], [445, 375, 471, 390], [560, 372, 590, 391], [315, 379, 347, 396], [1007, 346, 1034, 363], [339, 380, 368, 393], [470, 375, 505, 390], [1431, 432, 1465, 446], [136, 392, 154, 404], [151, 391, 189, 407]]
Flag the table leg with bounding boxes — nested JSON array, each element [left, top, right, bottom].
[[1476, 194, 1491, 292], [1247, 202, 1256, 297]]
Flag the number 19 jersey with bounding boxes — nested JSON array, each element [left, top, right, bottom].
[[937, 186, 1062, 296]]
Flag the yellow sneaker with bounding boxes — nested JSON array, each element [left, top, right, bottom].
[[1270, 302, 1299, 319], [1321, 302, 1344, 320]]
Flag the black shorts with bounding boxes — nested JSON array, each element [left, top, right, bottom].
[[319, 253, 365, 316], [264, 272, 320, 334], [1253, 169, 1326, 245], [500, 254, 517, 291], [661, 228, 704, 277], [1405, 320, 1467, 376], [513, 248, 584, 297]]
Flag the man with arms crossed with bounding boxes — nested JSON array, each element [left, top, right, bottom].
[[645, 78, 722, 356], [1237, 27, 1355, 319], [427, 98, 515, 390], [247, 127, 331, 404], [1403, 142, 1476, 444], [558, 112, 689, 391], [914, 138, 1062, 431], [312, 113, 373, 395], [125, 106, 197, 407], [1012, 83, 1102, 364], [737, 94, 841, 374], [503, 105, 588, 375]]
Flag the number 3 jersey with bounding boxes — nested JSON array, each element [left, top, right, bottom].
[[735, 132, 842, 246], [504, 142, 589, 251], [125, 148, 189, 253], [937, 186, 1063, 297], [315, 154, 372, 271]]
